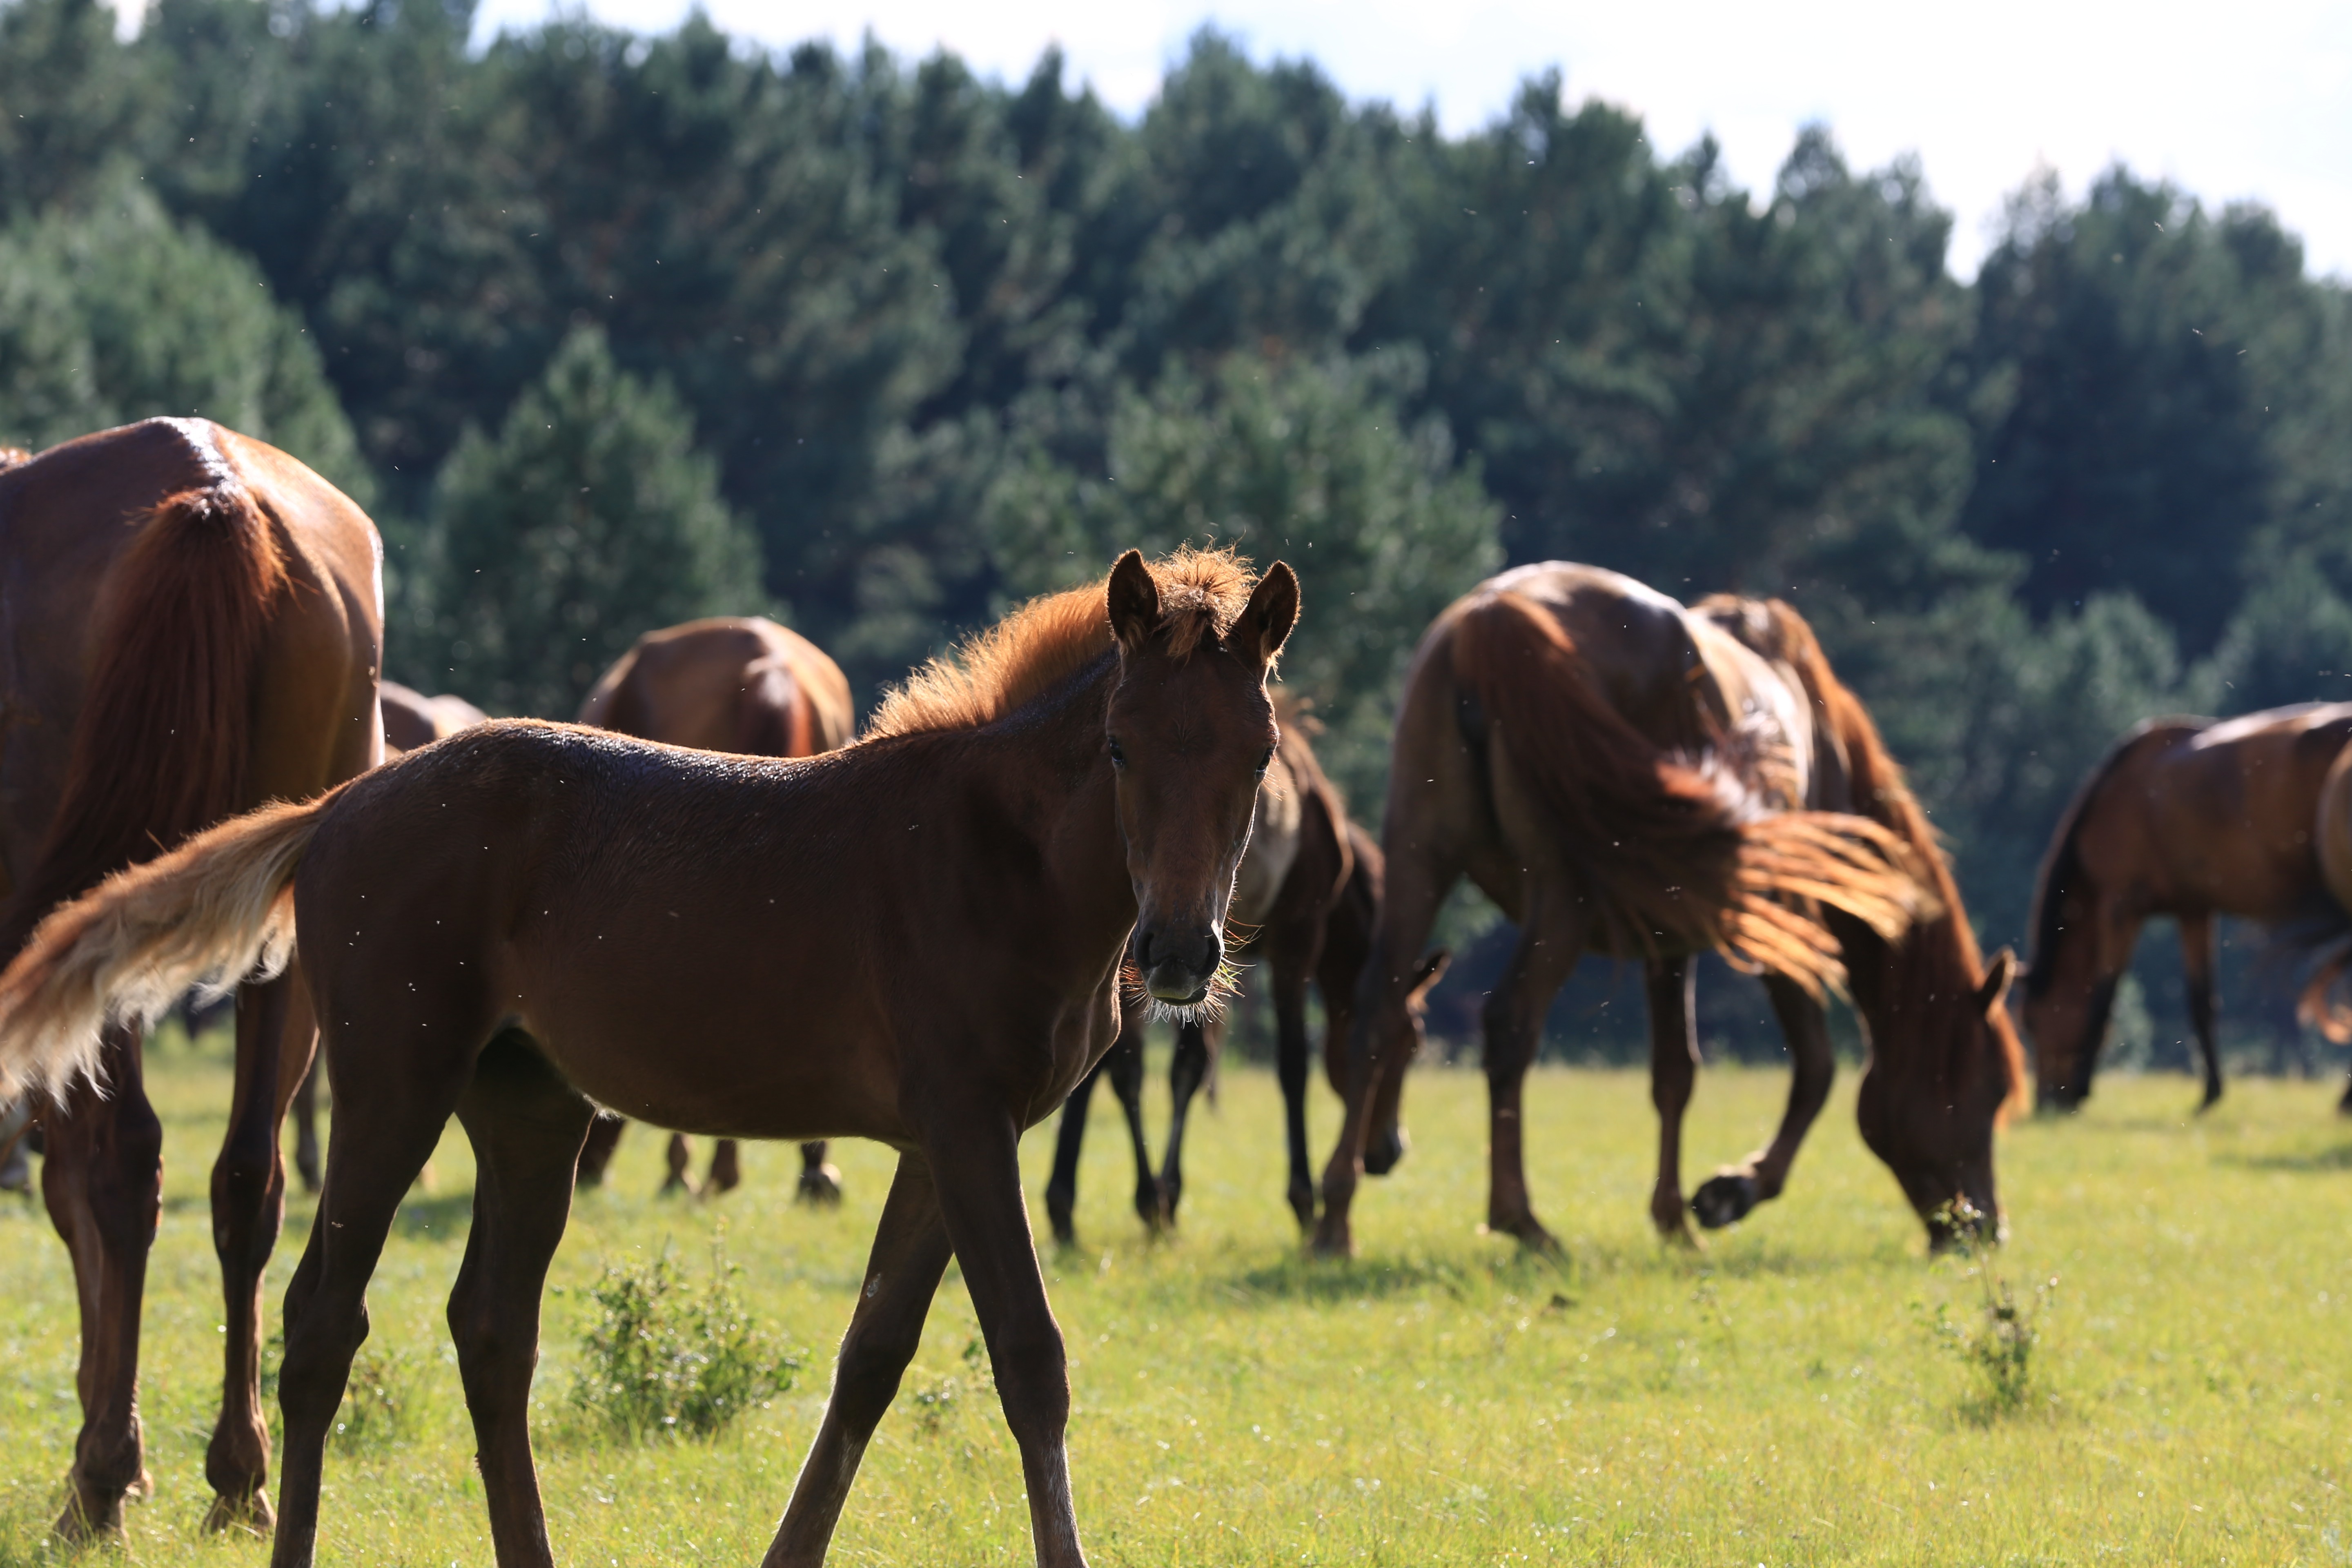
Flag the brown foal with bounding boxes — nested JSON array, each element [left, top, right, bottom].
[[0, 547, 1296, 1568], [570, 615, 855, 1200], [0, 419, 381, 1537]]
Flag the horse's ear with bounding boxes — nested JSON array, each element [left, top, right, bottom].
[[1974, 947, 2017, 1017], [1233, 561, 1300, 670], [1107, 550, 1160, 653]]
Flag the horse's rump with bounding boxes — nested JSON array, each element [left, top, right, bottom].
[[1452, 588, 1922, 1000]]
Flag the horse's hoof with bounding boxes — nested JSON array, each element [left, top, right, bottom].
[[51, 1482, 127, 1542], [1310, 1217, 1354, 1258], [793, 1165, 842, 1206], [1363, 1127, 1409, 1177], [1691, 1172, 1760, 1230], [201, 1487, 274, 1536], [1286, 1180, 1316, 1232]]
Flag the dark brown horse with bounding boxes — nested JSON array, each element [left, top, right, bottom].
[[1316, 565, 2023, 1256], [569, 616, 855, 1201], [0, 419, 381, 1537], [2023, 703, 2352, 1111], [0, 548, 1296, 1568]]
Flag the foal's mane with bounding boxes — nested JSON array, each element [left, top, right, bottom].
[[864, 548, 1258, 740]]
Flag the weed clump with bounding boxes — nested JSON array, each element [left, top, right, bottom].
[[334, 1345, 424, 1450], [570, 1224, 799, 1440], [1923, 1198, 2057, 1419]]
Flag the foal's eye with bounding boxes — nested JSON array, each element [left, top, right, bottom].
[[1254, 746, 1274, 780], [1107, 736, 1127, 769]]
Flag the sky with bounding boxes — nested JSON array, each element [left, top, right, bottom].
[[452, 0, 2352, 282]]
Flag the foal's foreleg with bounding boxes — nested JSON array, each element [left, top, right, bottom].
[[1104, 1019, 1160, 1231], [1643, 956, 1699, 1246], [1692, 973, 1831, 1231], [1270, 958, 1317, 1229], [768, 1156, 952, 1568], [2180, 911, 2225, 1110], [1157, 1020, 1213, 1223], [1043, 1060, 1100, 1247], [448, 1039, 596, 1568]]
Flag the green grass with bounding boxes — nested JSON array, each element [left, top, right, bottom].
[[3, 1033, 2349, 1564]]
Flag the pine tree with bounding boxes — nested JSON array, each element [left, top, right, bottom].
[[406, 326, 766, 716]]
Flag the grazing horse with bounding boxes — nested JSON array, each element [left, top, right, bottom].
[[2024, 703, 2352, 1111], [569, 617, 855, 1202], [0, 548, 1296, 1568], [379, 681, 489, 753], [1043, 710, 1447, 1241], [0, 419, 381, 1537], [1316, 565, 2024, 1256]]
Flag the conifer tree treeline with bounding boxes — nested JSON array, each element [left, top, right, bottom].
[[3, 0, 2349, 1000]]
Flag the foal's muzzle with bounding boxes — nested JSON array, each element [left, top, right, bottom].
[[1136, 924, 1223, 1005]]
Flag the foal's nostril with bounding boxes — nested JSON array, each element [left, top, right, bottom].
[[1136, 931, 1155, 971]]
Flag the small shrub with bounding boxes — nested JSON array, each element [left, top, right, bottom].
[[334, 1346, 420, 1450], [1924, 1199, 2058, 1418], [570, 1224, 798, 1441], [908, 1338, 992, 1439]]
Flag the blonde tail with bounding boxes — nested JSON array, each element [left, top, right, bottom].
[[0, 795, 330, 1101]]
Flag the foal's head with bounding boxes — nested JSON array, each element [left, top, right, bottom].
[[1104, 550, 1298, 1006]]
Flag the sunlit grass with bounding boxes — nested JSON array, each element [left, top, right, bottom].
[[2, 1032, 2347, 1564]]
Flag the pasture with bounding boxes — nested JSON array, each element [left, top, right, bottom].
[[2, 1028, 2346, 1566]]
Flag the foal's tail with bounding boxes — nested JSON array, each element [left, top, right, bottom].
[[1449, 590, 1927, 999], [0, 795, 330, 1102]]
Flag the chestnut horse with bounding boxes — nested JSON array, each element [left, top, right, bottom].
[[0, 419, 381, 1537], [379, 680, 488, 753], [569, 616, 854, 1201], [2023, 703, 2352, 1111], [1317, 565, 2024, 1256], [0, 548, 1296, 1568]]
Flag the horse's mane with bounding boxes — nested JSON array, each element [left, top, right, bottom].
[[1703, 594, 2029, 1117], [864, 548, 1258, 740], [2021, 717, 2198, 1003]]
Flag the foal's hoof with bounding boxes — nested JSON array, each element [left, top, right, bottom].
[[1310, 1215, 1354, 1258], [795, 1163, 844, 1206], [1486, 1214, 1561, 1256], [1691, 1172, 1760, 1230], [1286, 1177, 1316, 1232], [1363, 1127, 1409, 1177], [51, 1474, 136, 1542], [201, 1486, 275, 1537]]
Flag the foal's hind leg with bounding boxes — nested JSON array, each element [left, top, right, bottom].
[[290, 1060, 322, 1194], [204, 971, 318, 1534], [40, 1025, 163, 1541], [768, 1155, 953, 1568], [448, 1036, 596, 1568], [663, 1132, 697, 1195], [795, 1141, 842, 1204], [574, 1112, 625, 1187], [1157, 1019, 1216, 1224], [1643, 956, 1701, 1246], [708, 1138, 744, 1195], [1103, 1013, 1161, 1231], [1043, 1059, 1101, 1247], [2180, 911, 2225, 1110], [1692, 973, 1831, 1230], [1269, 957, 1318, 1229], [1480, 899, 1582, 1250]]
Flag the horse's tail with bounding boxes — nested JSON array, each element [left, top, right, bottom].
[[1449, 590, 1926, 999], [2, 482, 290, 960], [0, 795, 330, 1102]]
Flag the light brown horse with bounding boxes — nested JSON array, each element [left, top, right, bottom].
[[569, 616, 855, 1201], [1316, 565, 2023, 1256], [1043, 714, 1446, 1241], [2024, 703, 2352, 1111], [379, 680, 489, 753], [0, 548, 1296, 1568], [0, 419, 381, 1537]]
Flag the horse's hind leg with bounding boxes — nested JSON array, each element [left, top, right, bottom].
[[290, 1060, 322, 1194], [1693, 973, 1831, 1230], [1157, 1019, 1215, 1224], [1105, 1014, 1160, 1230], [795, 1141, 842, 1205], [2180, 911, 2225, 1110], [40, 1024, 163, 1541], [1642, 956, 1701, 1246], [768, 1154, 953, 1568], [574, 1112, 625, 1187], [1481, 897, 1582, 1251], [708, 1138, 743, 1196], [1043, 1060, 1100, 1247], [204, 970, 318, 1534], [1270, 956, 1318, 1229], [448, 1034, 595, 1568], [663, 1131, 696, 1195]]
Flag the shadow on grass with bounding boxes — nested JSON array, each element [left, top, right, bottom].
[[393, 1189, 476, 1240], [1221, 1247, 1569, 1307], [2219, 1142, 2352, 1173]]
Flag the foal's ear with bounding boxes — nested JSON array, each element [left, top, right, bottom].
[[1233, 561, 1301, 671], [1973, 947, 2017, 1017], [1107, 550, 1160, 653]]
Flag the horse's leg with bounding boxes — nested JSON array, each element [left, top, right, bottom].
[[1156, 1020, 1212, 1225], [795, 1141, 843, 1204], [447, 1038, 596, 1568], [0, 1095, 31, 1192], [1481, 899, 1582, 1251], [927, 1119, 1088, 1568], [290, 1060, 322, 1195], [2180, 910, 2224, 1110], [1636, 956, 1700, 1245], [662, 1132, 696, 1196], [1104, 1012, 1160, 1231], [1270, 954, 1317, 1229], [1691, 973, 1831, 1229], [574, 1112, 624, 1187], [708, 1138, 743, 1196], [203, 971, 319, 1534], [39, 1024, 163, 1541], [766, 1155, 952, 1568], [1043, 1059, 1100, 1247]]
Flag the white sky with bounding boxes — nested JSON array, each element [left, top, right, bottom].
[[451, 0, 2352, 281]]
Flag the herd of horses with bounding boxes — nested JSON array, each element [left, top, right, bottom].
[[0, 419, 2343, 1566]]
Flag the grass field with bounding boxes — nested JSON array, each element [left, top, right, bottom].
[[2, 1031, 2348, 1565]]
